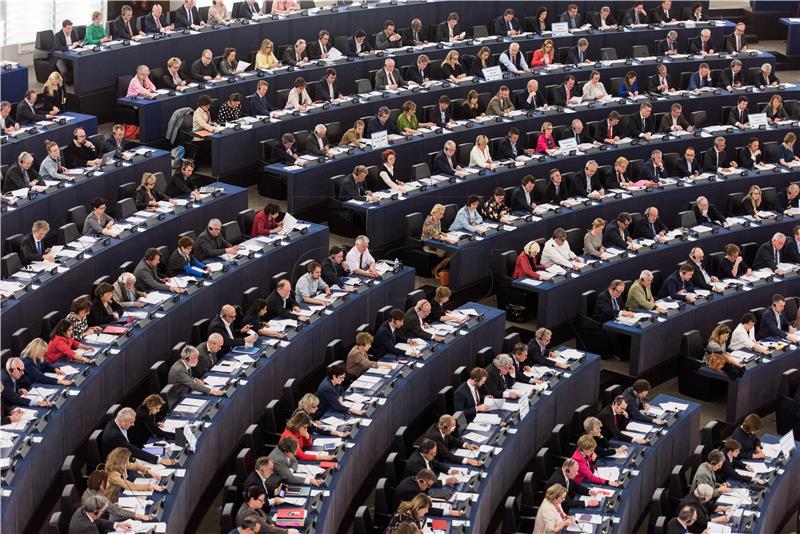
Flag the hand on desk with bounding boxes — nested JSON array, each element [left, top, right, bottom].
[[159, 457, 176, 466], [607, 480, 622, 487], [444, 476, 460, 486]]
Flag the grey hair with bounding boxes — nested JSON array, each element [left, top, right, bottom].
[[83, 494, 110, 514], [583, 416, 601, 432], [639, 270, 654, 281], [354, 235, 369, 246], [115, 407, 136, 423], [694, 483, 713, 500], [118, 272, 136, 285], [208, 218, 222, 229], [493, 354, 514, 367], [5, 357, 22, 372], [181, 345, 199, 360]]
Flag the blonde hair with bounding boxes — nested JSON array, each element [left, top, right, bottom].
[[591, 218, 606, 229], [355, 331, 373, 346], [441, 49, 459, 67], [105, 447, 133, 474], [785, 132, 797, 147], [44, 72, 63, 96], [431, 203, 445, 216], [396, 493, 432, 518], [167, 57, 182, 68], [709, 324, 731, 345], [540, 39, 554, 54], [92, 10, 103, 21], [523, 240, 540, 257], [615, 156, 629, 168], [297, 393, 320, 411], [475, 134, 488, 147], [576, 434, 597, 451], [545, 483, 567, 501], [140, 172, 156, 186], [21, 338, 48, 363], [744, 185, 761, 209], [259, 38, 274, 55], [541, 121, 553, 133]]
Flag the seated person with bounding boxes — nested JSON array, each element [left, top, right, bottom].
[[603, 212, 634, 250], [552, 76, 582, 107], [541, 228, 581, 270], [134, 172, 173, 211], [338, 165, 375, 203], [406, 55, 432, 85], [143, 3, 172, 32], [730, 313, 770, 354], [217, 93, 243, 123], [44, 319, 94, 365], [702, 136, 738, 172], [235, 0, 262, 19], [618, 71, 639, 97], [527, 327, 568, 369], [436, 12, 464, 42], [758, 293, 798, 341], [535, 123, 558, 154], [162, 57, 188, 91], [655, 30, 680, 55], [658, 103, 693, 133], [763, 94, 789, 122], [441, 50, 466, 83], [560, 3, 583, 28], [283, 39, 309, 66], [754, 63, 780, 88], [693, 195, 726, 226], [254, 39, 280, 70], [687, 63, 714, 90], [656, 263, 696, 302], [433, 140, 466, 177], [345, 29, 373, 57], [377, 148, 406, 192], [40, 72, 68, 115], [241, 299, 287, 339], [717, 244, 751, 279], [375, 20, 403, 50], [469, 135, 495, 170], [126, 65, 156, 98], [594, 280, 636, 323], [167, 236, 209, 278], [690, 28, 715, 55], [190, 49, 221, 82], [718, 59, 745, 91], [738, 137, 764, 168], [346, 235, 380, 277], [598, 395, 647, 445], [449, 195, 484, 234], [346, 332, 393, 378], [20, 220, 54, 264], [133, 248, 184, 293], [250, 203, 283, 236], [88, 282, 123, 326], [316, 364, 364, 415], [316, 69, 343, 102], [166, 159, 201, 199], [486, 86, 515, 116], [111, 5, 146, 40], [429, 96, 453, 129], [513, 241, 542, 280], [103, 124, 132, 160], [285, 77, 312, 111], [305, 124, 332, 157], [571, 435, 620, 486], [366, 106, 399, 137], [481, 187, 511, 223], [529, 40, 554, 68], [63, 128, 102, 167], [572, 160, 604, 199], [15, 90, 52, 124], [83, 197, 116, 237], [271, 0, 300, 13], [591, 6, 618, 29], [168, 346, 223, 396], [295, 261, 331, 306], [568, 39, 593, 65], [268, 133, 303, 166], [584, 218, 609, 259], [542, 168, 568, 204], [279, 412, 335, 463], [728, 97, 750, 128], [403, 18, 429, 45], [421, 204, 455, 278], [453, 368, 492, 421], [633, 206, 668, 241], [4, 152, 46, 192], [649, 64, 676, 93], [375, 58, 406, 90], [626, 270, 666, 313]]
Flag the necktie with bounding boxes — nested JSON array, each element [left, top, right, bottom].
[[612, 296, 619, 310], [555, 184, 559, 195], [414, 31, 418, 41], [22, 169, 29, 185], [511, 143, 517, 156], [508, 20, 512, 31], [565, 87, 571, 100], [668, 41, 673, 51], [251, 3, 257, 14], [774, 249, 779, 264], [716, 151, 720, 167], [650, 222, 656, 236], [740, 110, 744, 123], [328, 84, 334, 98], [618, 172, 623, 184], [471, 386, 479, 406], [665, 9, 669, 18], [586, 176, 591, 190], [704, 40, 708, 52], [155, 15, 161, 30], [613, 414, 618, 428], [578, 51, 583, 62], [321, 42, 327, 54], [387, 71, 395, 86], [635, 12, 640, 24], [359, 252, 365, 269], [607, 124, 612, 139], [575, 133, 580, 144], [126, 20, 132, 36], [187, 8, 193, 24], [36, 240, 42, 255], [736, 36, 740, 50]]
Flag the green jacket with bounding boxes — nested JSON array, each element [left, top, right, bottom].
[[396, 113, 419, 132], [625, 280, 655, 311], [83, 23, 107, 45]]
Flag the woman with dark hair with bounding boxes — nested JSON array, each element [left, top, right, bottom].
[[45, 319, 94, 364], [242, 299, 287, 338], [618, 71, 639, 97], [82, 468, 154, 521], [531, 7, 550, 34], [279, 411, 336, 461], [89, 282, 123, 326], [167, 236, 209, 277], [378, 148, 406, 193], [460, 90, 483, 119], [251, 203, 283, 236], [467, 46, 493, 77], [66, 295, 100, 340]]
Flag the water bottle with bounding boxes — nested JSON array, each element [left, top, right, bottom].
[[393, 258, 400, 273]]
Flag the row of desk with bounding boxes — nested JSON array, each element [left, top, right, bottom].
[[0, 223, 332, 534], [119, 25, 745, 143], [0, 183, 249, 347], [262, 77, 787, 216], [0, 64, 28, 103]]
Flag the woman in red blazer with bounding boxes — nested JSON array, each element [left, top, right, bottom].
[[571, 435, 621, 486], [45, 319, 94, 364], [535, 122, 557, 153], [531, 39, 555, 67], [513, 240, 542, 279], [251, 202, 284, 236], [278, 412, 336, 462]]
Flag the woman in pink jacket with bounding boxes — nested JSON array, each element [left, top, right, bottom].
[[127, 65, 157, 98], [571, 435, 622, 486]]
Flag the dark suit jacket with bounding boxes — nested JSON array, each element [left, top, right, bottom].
[[689, 36, 715, 54], [432, 152, 459, 176], [265, 289, 298, 320], [20, 233, 48, 264], [623, 8, 647, 25], [593, 289, 622, 323], [320, 257, 347, 287], [688, 71, 713, 90], [676, 157, 700, 177], [102, 136, 130, 159], [633, 217, 667, 239], [406, 65, 432, 85], [738, 148, 764, 168], [658, 113, 691, 133], [530, 19, 549, 35], [603, 222, 630, 249], [542, 181, 568, 204], [68, 507, 116, 534], [648, 73, 675, 92], [693, 204, 726, 225], [752, 70, 779, 87], [404, 450, 448, 478], [234, 1, 261, 19], [111, 16, 136, 39], [566, 47, 590, 65], [372, 321, 407, 358], [701, 148, 733, 172], [546, 470, 589, 512], [366, 116, 399, 137], [268, 142, 298, 165], [688, 260, 716, 291], [208, 315, 245, 354], [597, 404, 632, 442], [424, 422, 466, 464], [718, 69, 744, 89], [494, 16, 522, 35], [561, 128, 592, 145], [496, 138, 525, 160], [305, 134, 329, 156], [54, 30, 79, 51], [174, 5, 200, 27], [752, 242, 781, 271], [317, 377, 347, 414], [100, 419, 159, 463], [665, 518, 692, 534], [655, 39, 680, 55], [570, 171, 603, 196], [717, 256, 749, 279], [344, 36, 373, 56], [593, 120, 621, 142], [4, 164, 45, 191], [784, 239, 800, 264], [589, 13, 618, 28], [656, 272, 694, 300], [483, 364, 513, 398], [723, 33, 748, 52], [307, 40, 329, 61], [282, 47, 309, 66], [128, 404, 172, 447], [550, 85, 572, 106], [758, 308, 790, 338], [509, 186, 534, 212], [402, 27, 430, 45], [1, 371, 29, 408], [249, 92, 276, 117], [627, 113, 656, 137], [400, 309, 432, 340], [651, 7, 674, 22], [638, 160, 666, 182], [166, 169, 198, 197], [778, 192, 800, 211], [435, 22, 462, 42], [453, 381, 484, 421], [15, 100, 46, 124], [519, 90, 544, 110], [142, 13, 168, 33], [559, 12, 583, 28], [429, 106, 452, 128], [315, 78, 342, 101], [338, 175, 366, 202], [193, 342, 218, 378]]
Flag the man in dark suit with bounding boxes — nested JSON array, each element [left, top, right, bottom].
[[102, 124, 131, 159], [494, 9, 522, 36], [68, 496, 121, 534], [655, 31, 680, 56], [753, 234, 788, 272], [365, 107, 400, 137], [266, 279, 303, 320], [436, 12, 463, 42], [403, 18, 430, 45], [315, 69, 343, 101], [519, 79, 545, 110], [244, 457, 280, 511], [403, 439, 459, 482], [406, 55, 432, 85], [597, 395, 639, 443], [101, 407, 173, 464], [571, 160, 604, 198], [305, 124, 332, 157], [566, 40, 591, 65], [424, 414, 481, 466], [593, 112, 622, 144], [687, 247, 722, 292], [593, 280, 634, 323], [667, 507, 698, 534], [546, 459, 600, 512], [375, 20, 403, 50], [250, 80, 276, 117], [54, 20, 82, 50], [208, 304, 256, 355], [560, 4, 583, 29], [650, 0, 676, 23], [718, 59, 745, 90], [561, 119, 593, 146], [338, 165, 373, 204], [633, 206, 668, 240], [432, 141, 466, 177], [393, 470, 441, 509], [687, 63, 714, 90], [658, 103, 693, 133], [430, 96, 453, 128], [193, 333, 223, 378], [551, 75, 579, 106], [622, 379, 663, 423], [509, 176, 537, 212], [345, 30, 373, 57], [603, 213, 633, 249], [453, 368, 489, 421], [527, 327, 568, 369], [689, 29, 716, 55], [648, 64, 676, 93], [2, 358, 53, 408], [701, 136, 737, 172], [307, 30, 331, 61], [738, 138, 764, 168], [316, 364, 364, 415], [142, 4, 171, 33], [758, 293, 798, 340], [20, 220, 53, 264], [693, 196, 726, 226], [111, 5, 143, 40], [778, 185, 800, 212], [589, 7, 618, 29], [627, 102, 656, 138], [401, 299, 443, 342], [320, 246, 348, 287], [752, 64, 780, 87], [542, 169, 569, 204], [268, 133, 302, 165], [496, 128, 527, 160], [15, 90, 49, 124], [728, 96, 750, 127], [282, 40, 309, 66], [656, 263, 696, 301], [723, 23, 748, 52], [676, 147, 701, 177], [372, 308, 412, 358], [4, 152, 46, 192], [638, 150, 667, 183], [174, 0, 202, 28], [483, 354, 519, 400], [234, 0, 262, 19], [623, 2, 648, 25]]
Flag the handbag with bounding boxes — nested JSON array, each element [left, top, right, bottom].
[[506, 304, 527, 323], [437, 270, 449, 287], [706, 352, 726, 371], [123, 124, 140, 139]]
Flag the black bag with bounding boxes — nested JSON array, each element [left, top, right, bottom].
[[506, 304, 527, 323]]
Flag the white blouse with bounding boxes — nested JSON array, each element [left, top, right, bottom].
[[469, 145, 493, 168], [729, 323, 756, 350], [582, 81, 608, 99]]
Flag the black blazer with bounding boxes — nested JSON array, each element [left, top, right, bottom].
[[400, 309, 432, 340], [689, 261, 715, 291], [650, 7, 674, 23], [593, 120, 620, 142], [234, 1, 261, 19], [718, 69, 744, 89], [566, 47, 590, 65], [570, 171, 603, 196], [100, 419, 159, 463], [493, 16, 521, 35], [111, 16, 137, 39], [208, 314, 246, 354], [723, 33, 748, 52], [305, 135, 329, 156], [597, 404, 631, 442], [693, 204, 726, 226], [561, 128, 592, 145], [701, 148, 734, 172], [509, 186, 534, 212], [442, 62, 465, 80], [142, 13, 168, 33], [366, 116, 399, 137], [282, 47, 308, 66], [519, 90, 544, 110], [633, 217, 667, 239], [166, 169, 198, 197], [676, 157, 700, 177], [638, 160, 666, 182], [602, 223, 630, 249], [717, 256, 749, 279], [338, 175, 366, 201], [550, 85, 572, 106], [430, 106, 452, 128], [265, 288, 299, 320], [402, 27, 430, 45], [655, 39, 680, 55], [496, 138, 525, 160], [307, 40, 329, 61], [344, 36, 373, 56], [647, 73, 675, 93], [173, 6, 200, 27], [526, 339, 553, 367], [3, 164, 45, 191], [128, 404, 173, 447], [689, 36, 715, 55], [779, 191, 800, 210], [134, 185, 168, 210], [738, 148, 764, 168], [546, 470, 589, 512], [622, 8, 647, 25], [268, 142, 298, 165], [406, 65, 432, 85], [102, 136, 130, 159], [54, 30, 80, 52], [88, 297, 122, 326], [20, 233, 47, 264], [589, 13, 617, 28], [403, 450, 448, 478], [752, 242, 781, 271], [432, 152, 459, 176], [161, 70, 187, 90], [530, 18, 549, 35], [435, 22, 462, 42], [453, 381, 484, 421], [166, 248, 200, 276], [372, 320, 407, 358], [658, 113, 691, 133], [728, 107, 750, 126], [593, 289, 622, 323], [424, 422, 467, 464], [627, 113, 656, 137], [542, 181, 568, 204], [483, 364, 513, 398], [315, 78, 342, 101], [15, 100, 46, 124], [758, 308, 790, 338]]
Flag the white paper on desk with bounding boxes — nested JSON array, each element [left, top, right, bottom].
[[314, 437, 343, 448], [473, 413, 502, 425], [204, 376, 230, 387], [466, 422, 492, 433], [454, 449, 479, 459], [159, 419, 186, 433], [211, 361, 241, 374], [557, 348, 584, 360], [320, 416, 348, 427], [595, 466, 620, 481], [83, 333, 117, 345], [734, 469, 758, 479], [140, 292, 171, 305], [706, 524, 732, 534], [621, 430, 647, 441], [452, 492, 479, 503], [462, 431, 490, 443], [297, 464, 325, 476], [626, 422, 654, 434], [659, 401, 689, 412], [742, 461, 771, 474], [517, 278, 541, 287], [173, 404, 201, 414]]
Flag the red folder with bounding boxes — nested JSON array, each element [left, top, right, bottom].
[[276, 509, 306, 519], [431, 519, 448, 530], [103, 326, 126, 334]]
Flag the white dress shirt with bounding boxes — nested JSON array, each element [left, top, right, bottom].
[[345, 247, 375, 272], [469, 145, 492, 168], [541, 238, 578, 268]]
